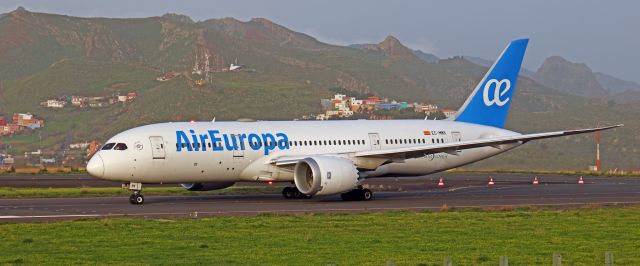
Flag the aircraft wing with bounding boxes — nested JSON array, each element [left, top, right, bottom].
[[270, 124, 621, 166], [353, 125, 622, 160]]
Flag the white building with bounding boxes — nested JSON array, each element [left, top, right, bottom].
[[335, 102, 349, 111], [71, 96, 88, 106], [333, 94, 347, 101], [441, 108, 457, 118], [69, 142, 90, 149], [46, 99, 66, 108], [17, 113, 33, 120], [350, 99, 363, 105]]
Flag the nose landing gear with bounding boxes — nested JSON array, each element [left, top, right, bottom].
[[129, 191, 144, 205], [124, 182, 144, 205]]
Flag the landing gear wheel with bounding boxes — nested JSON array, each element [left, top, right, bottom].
[[341, 188, 373, 201], [282, 187, 292, 199], [282, 187, 297, 199], [362, 189, 373, 201], [282, 187, 311, 199], [134, 194, 144, 204], [129, 193, 144, 205]]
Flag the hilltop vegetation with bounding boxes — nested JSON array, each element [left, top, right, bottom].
[[0, 8, 637, 170]]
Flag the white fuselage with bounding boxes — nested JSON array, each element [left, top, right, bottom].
[[89, 119, 521, 184]]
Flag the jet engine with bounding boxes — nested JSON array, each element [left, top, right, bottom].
[[181, 182, 235, 191], [293, 156, 359, 196]]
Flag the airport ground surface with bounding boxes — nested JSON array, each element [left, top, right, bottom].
[[0, 173, 639, 222]]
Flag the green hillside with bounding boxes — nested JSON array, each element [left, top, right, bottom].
[[0, 8, 637, 170]]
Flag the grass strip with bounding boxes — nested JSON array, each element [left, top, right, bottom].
[[0, 208, 638, 265], [0, 186, 279, 198]]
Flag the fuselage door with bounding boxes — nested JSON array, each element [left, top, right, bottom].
[[149, 136, 166, 159], [451, 131, 462, 153], [368, 133, 381, 150], [232, 134, 244, 159], [452, 131, 462, 142]]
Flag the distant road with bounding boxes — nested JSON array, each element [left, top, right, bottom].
[[1, 173, 639, 222]]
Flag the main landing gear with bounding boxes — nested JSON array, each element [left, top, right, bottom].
[[340, 187, 373, 201], [125, 182, 144, 205], [281, 186, 312, 199]]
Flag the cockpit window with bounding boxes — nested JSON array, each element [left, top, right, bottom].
[[101, 143, 116, 150], [114, 143, 128, 150]]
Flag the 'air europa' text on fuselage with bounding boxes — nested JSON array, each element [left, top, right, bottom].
[[176, 130, 290, 155]]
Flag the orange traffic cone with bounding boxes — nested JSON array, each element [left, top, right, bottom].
[[437, 177, 445, 188], [488, 176, 495, 186], [533, 176, 539, 185], [578, 176, 585, 185]]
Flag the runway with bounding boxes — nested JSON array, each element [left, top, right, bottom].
[[1, 173, 639, 222]]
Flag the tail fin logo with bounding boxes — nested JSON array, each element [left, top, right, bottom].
[[482, 79, 511, 107]]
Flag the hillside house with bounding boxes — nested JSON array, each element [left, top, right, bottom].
[[1, 124, 19, 135], [71, 96, 88, 107], [46, 99, 66, 108], [13, 113, 32, 122], [0, 156, 14, 168], [11, 113, 44, 128], [156, 72, 176, 81], [69, 142, 90, 149], [127, 92, 137, 101], [333, 94, 347, 101], [419, 104, 439, 114], [441, 108, 457, 118], [365, 96, 382, 105]]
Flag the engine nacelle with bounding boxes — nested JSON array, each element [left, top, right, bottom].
[[181, 182, 235, 191], [294, 156, 359, 196]]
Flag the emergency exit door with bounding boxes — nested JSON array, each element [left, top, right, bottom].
[[451, 131, 462, 153], [149, 136, 166, 159], [368, 133, 381, 150], [451, 131, 462, 142]]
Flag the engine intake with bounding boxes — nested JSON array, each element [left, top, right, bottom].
[[181, 182, 235, 191], [294, 156, 359, 196]]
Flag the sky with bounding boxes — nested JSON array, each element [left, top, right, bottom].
[[2, 0, 638, 83]]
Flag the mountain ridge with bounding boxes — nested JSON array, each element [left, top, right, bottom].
[[534, 56, 608, 98], [0, 8, 637, 170], [594, 72, 640, 94]]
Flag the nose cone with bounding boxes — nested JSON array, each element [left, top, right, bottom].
[[87, 154, 105, 178]]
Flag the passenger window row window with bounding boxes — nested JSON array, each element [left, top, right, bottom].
[[288, 139, 365, 147], [175, 139, 367, 148], [384, 138, 446, 145]]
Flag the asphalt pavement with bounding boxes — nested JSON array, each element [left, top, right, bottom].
[[0, 173, 638, 222]]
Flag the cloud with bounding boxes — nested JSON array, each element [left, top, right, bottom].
[[404, 37, 439, 55], [300, 28, 378, 46], [300, 28, 350, 46]]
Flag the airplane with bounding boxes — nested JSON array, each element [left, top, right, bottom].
[[86, 38, 621, 204]]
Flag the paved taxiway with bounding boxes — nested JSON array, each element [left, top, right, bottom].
[[1, 173, 639, 222]]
